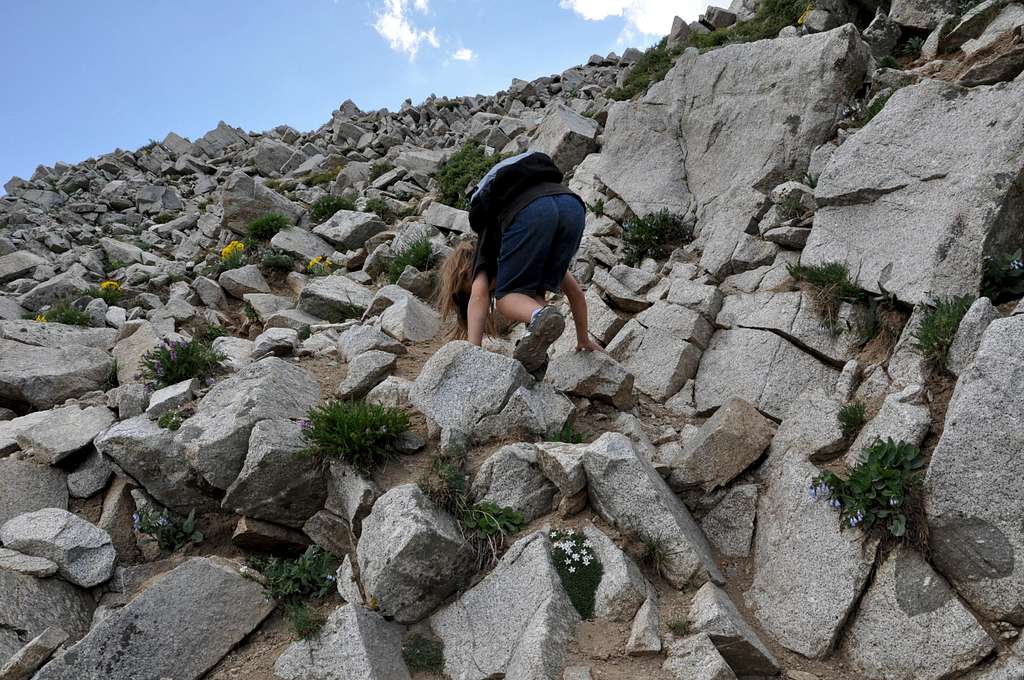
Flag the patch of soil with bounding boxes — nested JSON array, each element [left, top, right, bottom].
[[856, 304, 907, 369], [921, 371, 956, 458]]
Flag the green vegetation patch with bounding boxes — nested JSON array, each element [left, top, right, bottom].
[[402, 634, 445, 674], [622, 210, 693, 266], [300, 400, 410, 474], [913, 295, 973, 369], [607, 37, 683, 101], [810, 438, 927, 543], [310, 195, 355, 224], [691, 0, 807, 50], [982, 249, 1024, 303], [434, 141, 506, 209], [837, 402, 866, 439], [250, 546, 338, 639], [387, 236, 435, 284], [32, 299, 92, 326], [247, 213, 290, 241], [549, 528, 603, 619], [139, 338, 225, 390], [132, 507, 204, 554]]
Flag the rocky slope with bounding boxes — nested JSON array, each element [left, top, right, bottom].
[[2, 1, 1024, 679]]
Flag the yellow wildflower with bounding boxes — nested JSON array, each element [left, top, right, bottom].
[[797, 4, 814, 25], [307, 256, 333, 273], [34, 314, 47, 323], [220, 240, 246, 260], [100, 280, 121, 291]]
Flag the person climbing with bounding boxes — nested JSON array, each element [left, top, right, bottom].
[[438, 150, 601, 376]]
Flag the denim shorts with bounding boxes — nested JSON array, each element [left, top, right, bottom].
[[494, 193, 585, 300]]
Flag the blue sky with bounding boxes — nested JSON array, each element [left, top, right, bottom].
[[0, 1, 701, 186]]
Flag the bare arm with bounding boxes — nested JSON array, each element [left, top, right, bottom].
[[467, 271, 491, 347], [562, 272, 602, 351]]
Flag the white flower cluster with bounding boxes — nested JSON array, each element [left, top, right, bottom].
[[550, 529, 596, 574]]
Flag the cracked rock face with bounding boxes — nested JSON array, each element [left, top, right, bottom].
[[926, 315, 1024, 624], [841, 546, 994, 680], [803, 78, 1024, 305], [429, 532, 579, 680]]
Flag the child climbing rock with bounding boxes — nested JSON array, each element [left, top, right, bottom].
[[438, 150, 600, 376]]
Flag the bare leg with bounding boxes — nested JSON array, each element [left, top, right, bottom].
[[495, 292, 547, 325]]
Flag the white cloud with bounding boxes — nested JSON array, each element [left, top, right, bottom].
[[373, 0, 439, 60], [559, 0, 700, 35], [452, 48, 475, 61]]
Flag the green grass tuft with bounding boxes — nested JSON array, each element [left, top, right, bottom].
[[913, 296, 973, 369], [787, 261, 866, 330], [690, 0, 806, 50], [434, 141, 506, 209], [607, 37, 683, 101], [139, 337, 225, 390], [247, 213, 290, 241], [310, 195, 355, 224], [838, 402, 866, 439], [304, 168, 340, 187], [622, 210, 693, 266], [35, 299, 92, 326], [387, 236, 434, 284], [260, 248, 295, 274], [249, 546, 337, 640], [368, 161, 394, 181], [300, 400, 410, 474]]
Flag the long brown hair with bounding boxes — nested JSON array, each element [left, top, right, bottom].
[[438, 240, 494, 340]]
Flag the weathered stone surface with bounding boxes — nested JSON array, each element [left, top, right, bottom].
[[221, 419, 326, 528], [0, 252, 45, 284], [112, 321, 162, 384], [274, 604, 409, 680], [312, 210, 387, 250], [230, 516, 310, 554], [694, 329, 839, 419], [546, 350, 636, 409], [13, 405, 114, 465], [690, 582, 780, 677], [337, 349, 396, 399], [0, 548, 58, 577], [358, 485, 475, 623], [0, 508, 115, 587], [302, 510, 350, 557], [430, 532, 579, 680], [607, 319, 701, 402], [0, 320, 116, 350], [176, 357, 320, 490], [422, 201, 471, 234], [670, 398, 776, 493], [715, 290, 863, 364], [845, 384, 930, 468], [663, 633, 738, 680], [33, 557, 274, 680], [530, 104, 599, 173], [269, 227, 334, 262], [926, 315, 1024, 624], [535, 441, 588, 498], [218, 264, 270, 298], [95, 415, 218, 513], [337, 324, 407, 362], [67, 449, 113, 499], [379, 295, 440, 343], [699, 484, 758, 557], [221, 169, 301, 235], [841, 547, 994, 680], [890, 0, 956, 29], [627, 593, 662, 656], [600, 26, 868, 276], [0, 460, 68, 526], [325, 462, 380, 536], [16, 270, 90, 312], [584, 433, 722, 589], [581, 522, 648, 622], [0, 571, 93, 664], [747, 449, 878, 658], [803, 78, 1024, 304], [947, 296, 999, 376], [0, 626, 67, 680], [251, 327, 299, 360], [297, 274, 374, 322], [0, 340, 113, 409], [411, 341, 571, 443], [471, 443, 558, 523]]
